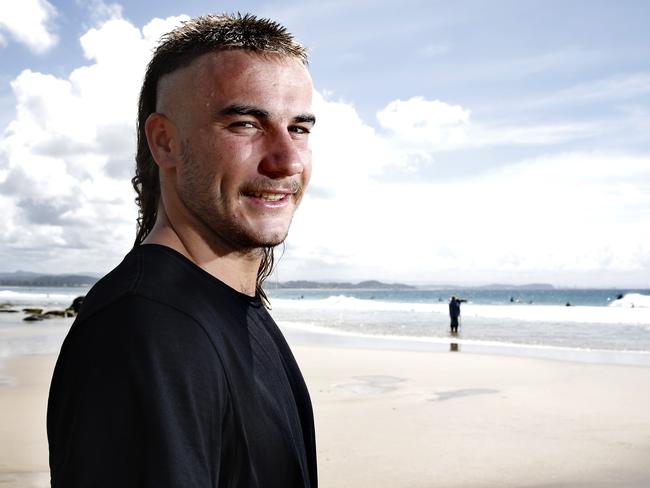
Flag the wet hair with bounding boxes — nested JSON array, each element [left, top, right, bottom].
[[131, 13, 308, 305]]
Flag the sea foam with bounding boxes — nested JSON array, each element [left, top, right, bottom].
[[609, 293, 650, 309], [270, 294, 650, 325], [0, 289, 81, 306]]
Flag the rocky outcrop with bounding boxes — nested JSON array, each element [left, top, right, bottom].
[[22, 296, 85, 322], [0, 303, 19, 313]]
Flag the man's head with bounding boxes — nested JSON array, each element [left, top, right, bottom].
[[132, 14, 313, 296]]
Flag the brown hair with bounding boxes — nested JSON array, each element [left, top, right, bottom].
[[131, 13, 308, 305]]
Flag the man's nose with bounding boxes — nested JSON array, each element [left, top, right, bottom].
[[259, 129, 305, 178]]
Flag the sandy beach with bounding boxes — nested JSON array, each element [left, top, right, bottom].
[[297, 346, 650, 488], [0, 354, 55, 488], [1, 340, 650, 487]]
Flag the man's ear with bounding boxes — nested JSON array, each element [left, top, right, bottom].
[[145, 113, 179, 170]]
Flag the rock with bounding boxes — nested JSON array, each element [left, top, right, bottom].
[[70, 296, 85, 315], [22, 307, 43, 314], [42, 310, 67, 318], [20, 297, 85, 322], [0, 303, 19, 313], [23, 314, 45, 322]]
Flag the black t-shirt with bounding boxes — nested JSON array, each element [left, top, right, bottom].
[[47, 244, 317, 488]]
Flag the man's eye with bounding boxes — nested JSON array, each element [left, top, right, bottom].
[[229, 121, 258, 130], [289, 126, 310, 134]]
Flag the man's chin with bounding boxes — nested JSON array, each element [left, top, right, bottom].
[[239, 229, 289, 250], [256, 233, 288, 249], [252, 221, 292, 244], [221, 219, 292, 252]]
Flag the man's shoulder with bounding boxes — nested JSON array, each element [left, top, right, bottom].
[[66, 293, 206, 354], [75, 248, 140, 321], [69, 244, 240, 352], [69, 247, 197, 339], [78, 245, 205, 320]]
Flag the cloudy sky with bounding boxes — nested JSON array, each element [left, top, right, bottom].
[[1, 0, 649, 287]]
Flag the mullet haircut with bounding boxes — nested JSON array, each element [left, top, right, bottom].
[[131, 13, 308, 306]]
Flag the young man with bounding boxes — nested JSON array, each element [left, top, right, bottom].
[[48, 14, 317, 487]]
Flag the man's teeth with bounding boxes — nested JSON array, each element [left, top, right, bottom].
[[251, 192, 285, 201]]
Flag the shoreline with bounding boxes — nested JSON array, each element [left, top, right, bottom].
[[2, 312, 650, 371], [279, 321, 650, 367]]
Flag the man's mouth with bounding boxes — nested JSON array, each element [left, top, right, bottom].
[[248, 191, 288, 202], [241, 181, 303, 207]]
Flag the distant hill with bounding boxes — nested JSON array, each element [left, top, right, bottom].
[[419, 283, 555, 290], [0, 272, 98, 287], [473, 283, 555, 290], [475, 283, 555, 290], [0, 270, 40, 279], [267, 280, 416, 290], [0, 271, 555, 290], [0, 273, 413, 290]]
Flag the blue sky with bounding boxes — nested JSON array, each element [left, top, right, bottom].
[[1, 0, 649, 286]]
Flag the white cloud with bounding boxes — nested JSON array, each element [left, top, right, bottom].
[[310, 92, 409, 184], [285, 148, 650, 283], [285, 89, 650, 284], [377, 96, 470, 149], [374, 96, 601, 154], [76, 0, 123, 25], [0, 14, 188, 273], [0, 14, 648, 286], [0, 0, 58, 53]]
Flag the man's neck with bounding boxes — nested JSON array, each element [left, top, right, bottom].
[[142, 211, 261, 297]]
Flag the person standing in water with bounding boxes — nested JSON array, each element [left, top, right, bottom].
[[449, 296, 462, 333]]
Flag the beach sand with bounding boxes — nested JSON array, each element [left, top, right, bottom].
[[0, 354, 55, 488], [295, 346, 650, 487], [1, 344, 650, 487]]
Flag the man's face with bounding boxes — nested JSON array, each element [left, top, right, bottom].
[[160, 50, 314, 252]]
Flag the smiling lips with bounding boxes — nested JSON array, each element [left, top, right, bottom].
[[242, 190, 297, 207], [249, 191, 288, 202], [242, 181, 302, 205]]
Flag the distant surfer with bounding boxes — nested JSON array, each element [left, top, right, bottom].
[[449, 296, 466, 334]]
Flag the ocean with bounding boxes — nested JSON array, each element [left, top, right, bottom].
[[2, 286, 650, 365]]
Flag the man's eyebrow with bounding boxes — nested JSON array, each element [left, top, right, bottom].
[[217, 104, 270, 119], [217, 104, 316, 126], [293, 113, 316, 125]]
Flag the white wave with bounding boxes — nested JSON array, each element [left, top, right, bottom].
[[271, 295, 445, 313], [609, 293, 650, 309], [464, 303, 650, 325], [0, 289, 80, 306], [270, 295, 650, 325]]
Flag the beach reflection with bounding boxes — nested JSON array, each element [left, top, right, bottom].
[[450, 342, 460, 352]]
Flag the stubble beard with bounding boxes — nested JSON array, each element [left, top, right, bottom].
[[177, 139, 294, 253]]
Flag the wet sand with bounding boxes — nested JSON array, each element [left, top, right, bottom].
[[2, 344, 650, 487]]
